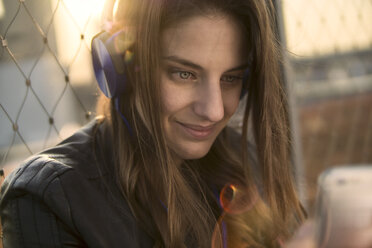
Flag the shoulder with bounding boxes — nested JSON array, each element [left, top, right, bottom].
[[1, 155, 72, 198], [0, 118, 110, 215], [0, 154, 78, 232], [1, 119, 100, 190], [0, 119, 154, 247], [0, 121, 105, 226]]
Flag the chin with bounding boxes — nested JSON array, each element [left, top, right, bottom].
[[183, 152, 208, 160], [174, 144, 212, 160]]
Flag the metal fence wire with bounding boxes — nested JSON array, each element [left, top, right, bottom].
[[1, 0, 100, 169], [0, 0, 372, 210]]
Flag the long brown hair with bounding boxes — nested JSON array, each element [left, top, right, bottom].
[[97, 0, 305, 247]]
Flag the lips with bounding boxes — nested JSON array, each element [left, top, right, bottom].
[[176, 121, 215, 139]]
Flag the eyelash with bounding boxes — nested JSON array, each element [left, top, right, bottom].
[[171, 70, 242, 84], [220, 75, 243, 83]]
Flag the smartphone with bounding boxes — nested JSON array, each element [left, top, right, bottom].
[[314, 165, 372, 248]]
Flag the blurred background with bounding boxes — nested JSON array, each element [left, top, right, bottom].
[[0, 0, 371, 212]]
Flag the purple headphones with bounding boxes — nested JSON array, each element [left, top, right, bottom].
[[91, 31, 128, 98], [91, 31, 133, 133]]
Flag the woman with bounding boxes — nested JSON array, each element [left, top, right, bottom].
[[0, 0, 305, 247]]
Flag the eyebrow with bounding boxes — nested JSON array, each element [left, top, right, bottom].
[[162, 55, 249, 72]]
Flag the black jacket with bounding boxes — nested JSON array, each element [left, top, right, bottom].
[[0, 120, 154, 247]]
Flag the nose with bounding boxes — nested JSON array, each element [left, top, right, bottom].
[[193, 80, 224, 122]]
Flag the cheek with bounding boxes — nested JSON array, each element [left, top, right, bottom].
[[160, 77, 189, 117], [225, 100, 239, 118], [160, 91, 175, 115], [160, 75, 175, 115], [223, 89, 242, 117]]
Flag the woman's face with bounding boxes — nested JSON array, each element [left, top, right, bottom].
[[160, 13, 247, 161]]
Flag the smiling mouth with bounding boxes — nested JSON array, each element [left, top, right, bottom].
[[176, 122, 215, 139]]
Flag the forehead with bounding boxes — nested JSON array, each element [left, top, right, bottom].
[[161, 14, 247, 69]]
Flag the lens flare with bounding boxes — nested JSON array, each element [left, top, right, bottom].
[[220, 184, 258, 215], [211, 184, 260, 248]]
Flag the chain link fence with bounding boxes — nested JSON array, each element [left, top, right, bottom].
[[1, 0, 372, 211], [0, 0, 102, 172]]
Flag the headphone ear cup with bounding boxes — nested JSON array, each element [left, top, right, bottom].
[[91, 31, 127, 98]]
